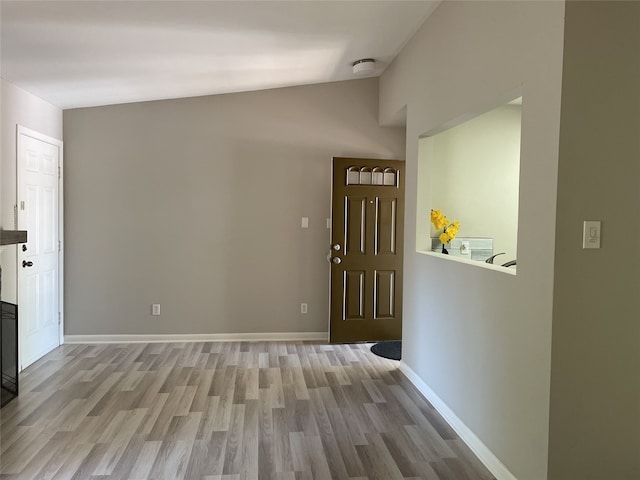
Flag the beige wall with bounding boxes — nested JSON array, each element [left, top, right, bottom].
[[548, 2, 640, 479], [0, 79, 63, 302], [380, 1, 565, 479], [63, 78, 405, 336]]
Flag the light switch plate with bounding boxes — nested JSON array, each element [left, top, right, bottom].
[[582, 220, 601, 249], [301, 217, 309, 229]]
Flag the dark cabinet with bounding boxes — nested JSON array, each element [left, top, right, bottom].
[[1, 301, 18, 407], [0, 233, 27, 407]]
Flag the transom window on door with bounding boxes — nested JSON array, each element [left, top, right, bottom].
[[346, 166, 398, 186]]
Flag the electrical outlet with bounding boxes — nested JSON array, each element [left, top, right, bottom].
[[300, 303, 308, 314], [152, 304, 161, 316]]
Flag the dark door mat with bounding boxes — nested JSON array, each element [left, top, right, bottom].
[[370, 340, 402, 361]]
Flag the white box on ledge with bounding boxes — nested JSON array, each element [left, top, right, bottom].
[[431, 237, 494, 262]]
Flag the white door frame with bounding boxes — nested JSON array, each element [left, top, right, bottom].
[[16, 125, 64, 369]]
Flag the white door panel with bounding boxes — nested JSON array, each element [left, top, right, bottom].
[[17, 129, 62, 369]]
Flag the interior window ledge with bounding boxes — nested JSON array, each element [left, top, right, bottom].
[[417, 249, 517, 275]]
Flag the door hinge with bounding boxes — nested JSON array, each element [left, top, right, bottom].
[[58, 166, 61, 179], [20, 201, 25, 211], [58, 312, 61, 325], [59, 240, 61, 252]]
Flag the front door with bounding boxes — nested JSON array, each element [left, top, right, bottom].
[[17, 127, 62, 369], [329, 157, 405, 343]]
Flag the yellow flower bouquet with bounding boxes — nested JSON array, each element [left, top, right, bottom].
[[430, 209, 460, 254]]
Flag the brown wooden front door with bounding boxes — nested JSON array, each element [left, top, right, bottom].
[[329, 157, 405, 343]]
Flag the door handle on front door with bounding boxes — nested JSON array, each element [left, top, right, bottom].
[[22, 260, 33, 268], [331, 243, 341, 251], [331, 257, 342, 264]]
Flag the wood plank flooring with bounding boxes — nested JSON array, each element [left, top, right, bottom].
[[0, 342, 496, 480]]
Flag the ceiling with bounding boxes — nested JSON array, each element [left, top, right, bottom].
[[0, 1, 440, 110]]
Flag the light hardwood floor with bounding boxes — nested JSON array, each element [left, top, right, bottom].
[[0, 342, 495, 480]]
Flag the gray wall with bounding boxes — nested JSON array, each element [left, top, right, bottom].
[[63, 78, 405, 336], [548, 2, 640, 479], [0, 79, 63, 303], [379, 1, 565, 479]]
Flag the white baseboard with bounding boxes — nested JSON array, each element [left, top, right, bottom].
[[64, 332, 328, 344], [399, 362, 517, 480]]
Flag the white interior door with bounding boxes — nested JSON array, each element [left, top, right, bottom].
[[17, 127, 63, 369]]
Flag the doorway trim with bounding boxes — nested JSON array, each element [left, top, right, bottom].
[[16, 125, 64, 369]]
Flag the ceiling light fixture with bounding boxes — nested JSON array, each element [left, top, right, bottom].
[[352, 58, 376, 75]]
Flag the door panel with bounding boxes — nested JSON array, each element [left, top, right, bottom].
[[18, 130, 61, 369], [376, 197, 397, 255], [329, 157, 405, 343], [374, 270, 395, 319], [344, 270, 366, 320], [345, 196, 367, 255]]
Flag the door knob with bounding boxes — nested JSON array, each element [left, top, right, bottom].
[[22, 260, 33, 268], [331, 257, 342, 264], [331, 243, 341, 251]]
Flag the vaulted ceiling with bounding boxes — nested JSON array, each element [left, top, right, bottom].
[[1, 1, 440, 109]]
